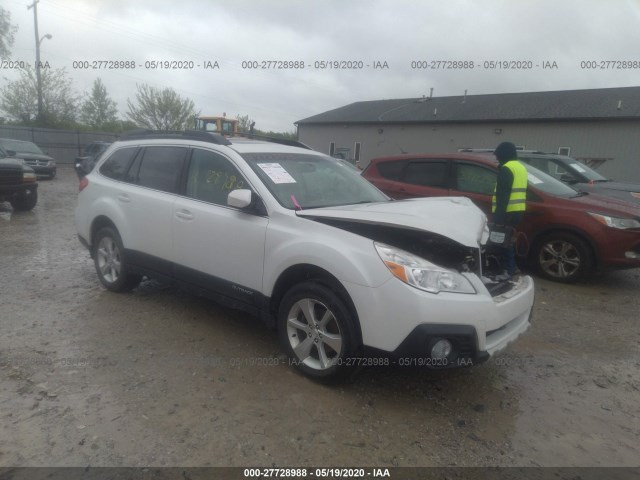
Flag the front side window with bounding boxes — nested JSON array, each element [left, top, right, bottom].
[[99, 147, 139, 181], [135, 146, 186, 193], [404, 161, 448, 187], [455, 163, 496, 195], [185, 149, 247, 206], [242, 152, 387, 209]]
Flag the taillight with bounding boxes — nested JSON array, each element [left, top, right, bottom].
[[79, 176, 89, 192]]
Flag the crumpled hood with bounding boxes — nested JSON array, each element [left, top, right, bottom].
[[296, 197, 489, 248]]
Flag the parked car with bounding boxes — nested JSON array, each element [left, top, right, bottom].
[[363, 153, 640, 283], [517, 152, 640, 206], [460, 149, 640, 205], [0, 146, 38, 211], [0, 138, 56, 178], [74, 141, 113, 179], [75, 131, 534, 381]]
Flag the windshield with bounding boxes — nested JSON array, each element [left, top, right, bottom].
[[0, 139, 44, 155], [559, 157, 608, 182], [241, 152, 388, 209], [524, 164, 580, 197]]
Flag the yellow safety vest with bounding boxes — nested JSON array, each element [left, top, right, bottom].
[[492, 160, 528, 213]]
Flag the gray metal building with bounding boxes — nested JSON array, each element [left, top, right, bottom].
[[296, 86, 640, 182]]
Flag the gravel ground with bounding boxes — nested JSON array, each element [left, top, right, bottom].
[[0, 166, 639, 468]]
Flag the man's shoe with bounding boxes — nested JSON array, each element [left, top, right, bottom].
[[495, 270, 511, 282]]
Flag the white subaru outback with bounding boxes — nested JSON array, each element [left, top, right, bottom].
[[75, 131, 534, 381]]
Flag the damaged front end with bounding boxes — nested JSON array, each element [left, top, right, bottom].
[[309, 218, 513, 297]]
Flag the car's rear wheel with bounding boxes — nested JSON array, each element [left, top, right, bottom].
[[533, 232, 593, 282], [278, 281, 360, 382], [10, 187, 37, 211], [93, 227, 142, 292]]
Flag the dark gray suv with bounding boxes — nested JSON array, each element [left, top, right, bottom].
[[517, 152, 640, 206]]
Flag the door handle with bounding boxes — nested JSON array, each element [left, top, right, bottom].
[[117, 194, 130, 203], [175, 210, 194, 221]]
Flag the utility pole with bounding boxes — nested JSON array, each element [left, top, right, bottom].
[[27, 0, 43, 123]]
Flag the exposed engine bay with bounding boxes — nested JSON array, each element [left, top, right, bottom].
[[312, 218, 512, 295]]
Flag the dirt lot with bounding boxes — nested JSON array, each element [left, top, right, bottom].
[[0, 167, 639, 468]]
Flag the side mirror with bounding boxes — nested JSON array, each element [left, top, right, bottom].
[[228, 189, 267, 215], [227, 189, 253, 209]]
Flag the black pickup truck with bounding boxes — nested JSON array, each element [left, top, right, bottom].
[[0, 147, 38, 211]]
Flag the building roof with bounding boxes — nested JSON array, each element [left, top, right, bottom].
[[296, 86, 640, 125]]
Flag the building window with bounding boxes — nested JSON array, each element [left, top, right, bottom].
[[354, 142, 361, 162], [558, 147, 571, 156], [329, 142, 335, 157]]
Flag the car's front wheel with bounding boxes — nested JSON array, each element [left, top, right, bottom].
[[10, 187, 37, 211], [93, 227, 142, 292], [278, 281, 360, 382], [533, 232, 594, 282]]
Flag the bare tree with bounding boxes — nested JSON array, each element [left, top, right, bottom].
[[126, 84, 197, 131]]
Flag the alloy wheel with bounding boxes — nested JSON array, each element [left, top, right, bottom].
[[539, 240, 581, 279], [96, 236, 122, 284], [286, 298, 343, 371]]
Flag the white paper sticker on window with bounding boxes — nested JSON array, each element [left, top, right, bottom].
[[570, 163, 586, 173], [527, 173, 543, 184], [257, 163, 296, 184]]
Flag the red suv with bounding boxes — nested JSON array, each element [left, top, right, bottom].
[[362, 153, 640, 282]]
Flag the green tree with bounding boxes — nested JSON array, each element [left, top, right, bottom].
[[80, 78, 119, 130], [126, 84, 197, 131], [0, 7, 17, 60], [236, 113, 296, 140], [0, 65, 79, 127], [236, 114, 255, 133]]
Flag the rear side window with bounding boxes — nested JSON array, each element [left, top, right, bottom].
[[404, 161, 448, 187], [376, 161, 405, 180], [99, 147, 138, 180], [135, 146, 186, 193]]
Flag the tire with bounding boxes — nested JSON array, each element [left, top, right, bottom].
[[92, 227, 142, 292], [10, 187, 37, 211], [278, 281, 360, 382], [533, 232, 594, 283], [49, 170, 56, 179]]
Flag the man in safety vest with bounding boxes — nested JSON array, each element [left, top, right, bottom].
[[492, 141, 528, 277]]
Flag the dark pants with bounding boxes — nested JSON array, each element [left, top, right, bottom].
[[500, 212, 524, 275]]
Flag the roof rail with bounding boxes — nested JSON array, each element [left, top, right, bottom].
[[118, 129, 232, 145], [231, 133, 312, 150]]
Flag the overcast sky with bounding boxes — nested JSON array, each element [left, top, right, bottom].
[[2, 0, 640, 132]]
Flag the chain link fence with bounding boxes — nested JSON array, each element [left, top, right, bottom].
[[0, 125, 119, 164]]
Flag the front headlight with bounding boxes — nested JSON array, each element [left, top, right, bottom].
[[374, 242, 476, 294], [588, 212, 640, 230]]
